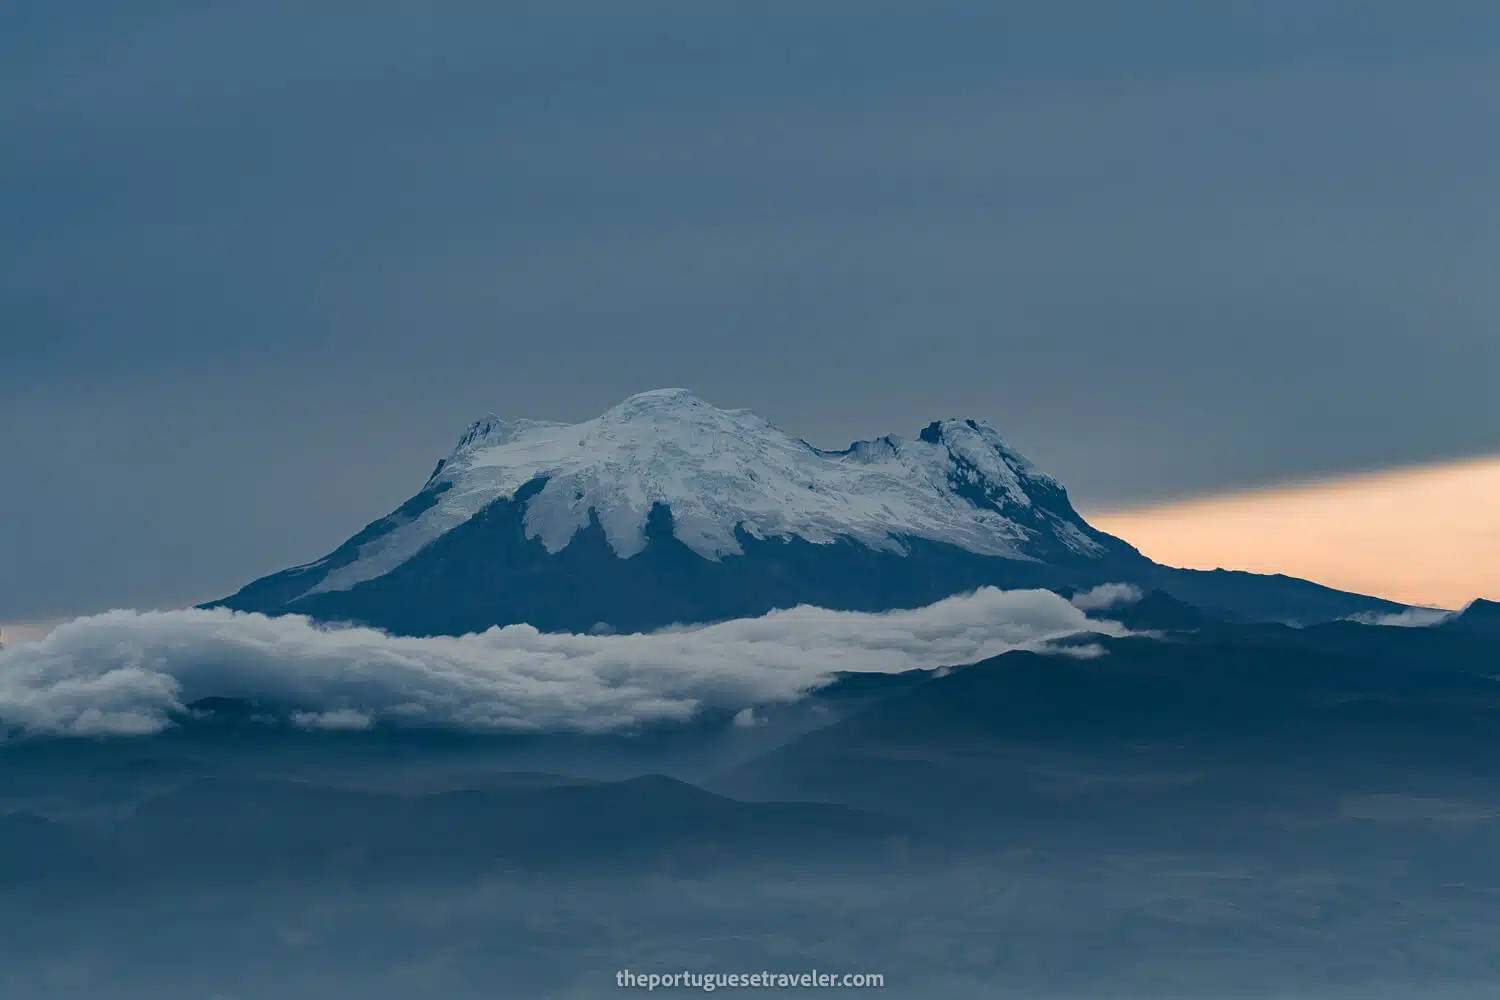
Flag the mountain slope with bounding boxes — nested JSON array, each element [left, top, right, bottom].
[[714, 632, 1500, 844], [209, 389, 1404, 633]]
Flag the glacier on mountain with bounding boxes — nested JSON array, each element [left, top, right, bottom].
[[302, 388, 1106, 597]]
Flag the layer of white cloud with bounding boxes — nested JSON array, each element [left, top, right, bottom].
[[1069, 583, 1143, 612], [1343, 607, 1454, 628], [0, 588, 1127, 738]]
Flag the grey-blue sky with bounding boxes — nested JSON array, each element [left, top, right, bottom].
[[3, 2, 1498, 620]]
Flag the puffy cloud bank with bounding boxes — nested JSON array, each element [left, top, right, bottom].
[[0, 587, 1129, 738], [1069, 583, 1143, 612]]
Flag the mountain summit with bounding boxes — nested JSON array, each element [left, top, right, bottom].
[[304, 387, 1122, 596], [210, 390, 1403, 634]]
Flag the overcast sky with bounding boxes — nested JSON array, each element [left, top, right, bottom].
[[3, 2, 1499, 621]]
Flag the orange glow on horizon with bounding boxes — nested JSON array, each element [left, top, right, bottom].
[[1087, 455, 1500, 610]]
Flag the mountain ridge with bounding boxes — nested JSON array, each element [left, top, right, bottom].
[[208, 390, 1407, 633]]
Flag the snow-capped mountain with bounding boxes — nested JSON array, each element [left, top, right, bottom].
[[305, 388, 1114, 597], [210, 389, 1403, 634]]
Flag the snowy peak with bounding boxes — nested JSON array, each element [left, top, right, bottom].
[[450, 410, 576, 453], [918, 419, 1053, 506], [210, 387, 1406, 635], [304, 390, 1121, 597], [604, 386, 728, 418]]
